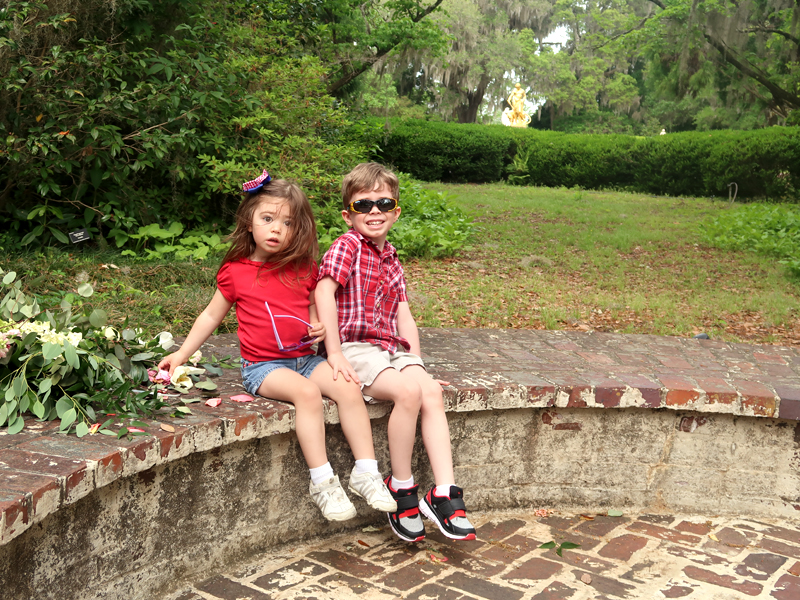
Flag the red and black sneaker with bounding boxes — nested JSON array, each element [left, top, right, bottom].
[[420, 485, 477, 541], [384, 476, 426, 542]]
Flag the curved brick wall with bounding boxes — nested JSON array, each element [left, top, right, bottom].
[[1, 329, 798, 599]]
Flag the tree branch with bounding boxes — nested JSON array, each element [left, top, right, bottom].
[[326, 0, 444, 94], [703, 32, 800, 110], [740, 26, 800, 47]]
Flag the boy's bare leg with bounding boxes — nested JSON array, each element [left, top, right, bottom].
[[258, 369, 327, 469], [363, 368, 422, 481], [400, 365, 455, 485], [309, 362, 376, 461]]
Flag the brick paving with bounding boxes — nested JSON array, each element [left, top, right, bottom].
[[166, 509, 800, 599]]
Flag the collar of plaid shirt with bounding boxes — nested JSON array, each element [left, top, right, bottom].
[[330, 229, 410, 354]]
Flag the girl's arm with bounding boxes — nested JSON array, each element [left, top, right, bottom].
[[158, 289, 233, 376]]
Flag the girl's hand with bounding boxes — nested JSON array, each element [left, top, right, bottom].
[[434, 379, 451, 387], [308, 322, 325, 344], [326, 352, 361, 385], [157, 352, 185, 377]]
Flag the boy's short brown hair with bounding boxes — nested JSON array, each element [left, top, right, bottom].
[[341, 162, 400, 209]]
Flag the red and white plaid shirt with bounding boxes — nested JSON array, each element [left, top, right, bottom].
[[318, 229, 410, 353]]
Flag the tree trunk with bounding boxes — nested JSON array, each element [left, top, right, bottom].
[[453, 75, 491, 123]]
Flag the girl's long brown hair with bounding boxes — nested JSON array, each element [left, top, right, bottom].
[[220, 179, 318, 284]]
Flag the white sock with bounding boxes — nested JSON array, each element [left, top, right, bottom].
[[435, 483, 455, 497], [354, 458, 380, 476], [309, 462, 334, 486], [391, 475, 414, 490]]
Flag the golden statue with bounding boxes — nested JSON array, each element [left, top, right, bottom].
[[502, 83, 531, 127]]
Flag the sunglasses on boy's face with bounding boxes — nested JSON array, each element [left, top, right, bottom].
[[264, 300, 315, 352], [348, 197, 399, 214]]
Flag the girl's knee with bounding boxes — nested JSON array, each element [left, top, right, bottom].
[[292, 380, 323, 409]]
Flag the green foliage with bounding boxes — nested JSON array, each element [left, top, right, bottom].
[[378, 120, 800, 199], [539, 540, 581, 557], [0, 268, 178, 434], [0, 0, 368, 253], [701, 203, 800, 277], [316, 174, 474, 259], [379, 120, 514, 182]]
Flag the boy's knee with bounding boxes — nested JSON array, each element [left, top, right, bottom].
[[392, 380, 423, 410]]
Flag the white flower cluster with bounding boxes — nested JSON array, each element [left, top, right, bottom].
[[18, 320, 83, 347]]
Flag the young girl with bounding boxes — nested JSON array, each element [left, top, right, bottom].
[[158, 170, 396, 521]]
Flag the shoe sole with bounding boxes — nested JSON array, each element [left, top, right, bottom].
[[419, 497, 477, 541], [323, 505, 357, 521], [348, 485, 398, 512], [387, 514, 425, 543]]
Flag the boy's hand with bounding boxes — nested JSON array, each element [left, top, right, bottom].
[[326, 352, 361, 385], [434, 379, 451, 387], [308, 322, 325, 344]]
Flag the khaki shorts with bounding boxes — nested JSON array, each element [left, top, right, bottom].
[[340, 342, 426, 394]]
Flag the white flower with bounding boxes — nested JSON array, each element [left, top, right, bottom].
[[157, 331, 175, 351], [104, 327, 118, 341], [188, 349, 203, 365], [171, 365, 205, 389]]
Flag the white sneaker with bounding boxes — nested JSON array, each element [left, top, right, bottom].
[[348, 469, 398, 512], [309, 476, 357, 521]]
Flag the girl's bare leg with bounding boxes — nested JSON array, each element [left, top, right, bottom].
[[258, 369, 327, 468]]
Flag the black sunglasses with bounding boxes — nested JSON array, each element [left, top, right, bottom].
[[348, 197, 399, 214]]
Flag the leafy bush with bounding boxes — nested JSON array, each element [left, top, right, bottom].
[[0, 269, 190, 434], [701, 203, 800, 277], [376, 120, 800, 200], [0, 0, 367, 253], [316, 174, 474, 259], [379, 120, 513, 183]]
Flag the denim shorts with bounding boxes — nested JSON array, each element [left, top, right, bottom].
[[240, 354, 326, 397]]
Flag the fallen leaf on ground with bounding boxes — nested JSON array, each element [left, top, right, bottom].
[[361, 525, 381, 532], [607, 509, 623, 517], [709, 533, 719, 542], [160, 423, 175, 433], [533, 508, 553, 517], [128, 427, 145, 433], [205, 397, 222, 407], [580, 514, 594, 520], [581, 573, 592, 584], [357, 540, 370, 547], [230, 394, 254, 402]]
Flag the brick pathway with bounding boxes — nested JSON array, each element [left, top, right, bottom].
[[167, 509, 800, 599]]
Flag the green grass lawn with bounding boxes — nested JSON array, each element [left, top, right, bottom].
[[2, 183, 798, 346], [406, 183, 799, 345]]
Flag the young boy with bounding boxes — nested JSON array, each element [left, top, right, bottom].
[[315, 162, 476, 542]]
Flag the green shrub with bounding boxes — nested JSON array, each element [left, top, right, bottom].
[[701, 203, 800, 277], [376, 120, 800, 200], [379, 120, 513, 183], [316, 174, 474, 260]]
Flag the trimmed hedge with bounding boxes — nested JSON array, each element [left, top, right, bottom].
[[376, 120, 800, 199]]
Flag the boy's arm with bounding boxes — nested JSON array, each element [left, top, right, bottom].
[[397, 301, 450, 386], [396, 301, 421, 356], [158, 289, 233, 376], [306, 289, 325, 343], [315, 276, 360, 384]]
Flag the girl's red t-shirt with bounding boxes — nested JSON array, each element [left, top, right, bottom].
[[217, 259, 317, 362]]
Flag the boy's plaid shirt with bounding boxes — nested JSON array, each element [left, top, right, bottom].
[[318, 229, 410, 354]]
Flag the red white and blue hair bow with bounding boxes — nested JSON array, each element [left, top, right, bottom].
[[242, 169, 271, 193]]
